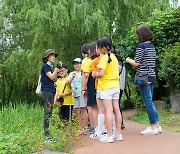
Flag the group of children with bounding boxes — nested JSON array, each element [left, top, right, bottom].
[[41, 26, 161, 143], [52, 37, 125, 143]]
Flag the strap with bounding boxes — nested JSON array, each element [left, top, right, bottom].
[[119, 62, 124, 76], [62, 84, 66, 94]]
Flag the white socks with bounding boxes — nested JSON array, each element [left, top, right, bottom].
[[97, 114, 105, 134]]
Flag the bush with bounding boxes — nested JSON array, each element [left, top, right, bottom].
[[0, 102, 79, 153], [159, 42, 180, 89]]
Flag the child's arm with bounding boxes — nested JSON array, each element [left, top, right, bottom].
[[60, 90, 72, 97], [54, 91, 58, 102], [66, 72, 76, 85]]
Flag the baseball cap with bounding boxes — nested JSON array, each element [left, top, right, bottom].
[[73, 58, 82, 64]]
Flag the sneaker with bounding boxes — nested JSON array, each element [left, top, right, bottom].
[[102, 129, 107, 134], [113, 134, 123, 141], [83, 128, 88, 135], [99, 135, 113, 143], [90, 133, 104, 139], [88, 126, 95, 134], [121, 124, 125, 130], [158, 126, 162, 133], [44, 136, 52, 142], [141, 127, 159, 135]]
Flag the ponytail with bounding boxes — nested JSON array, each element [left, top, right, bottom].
[[107, 46, 112, 63]]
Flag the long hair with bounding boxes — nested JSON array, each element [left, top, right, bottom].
[[88, 41, 98, 60]]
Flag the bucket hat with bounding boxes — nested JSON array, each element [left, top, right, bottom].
[[42, 49, 58, 60]]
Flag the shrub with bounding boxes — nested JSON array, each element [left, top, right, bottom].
[[159, 42, 180, 89]]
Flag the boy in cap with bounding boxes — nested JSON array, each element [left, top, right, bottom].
[[66, 58, 89, 134], [54, 63, 74, 121], [41, 49, 59, 141]]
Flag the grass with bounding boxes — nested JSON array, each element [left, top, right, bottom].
[[130, 110, 180, 132], [0, 102, 79, 154]]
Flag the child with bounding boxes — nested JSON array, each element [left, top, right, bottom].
[[92, 37, 123, 143], [66, 58, 89, 134], [90, 44, 106, 139], [54, 63, 74, 121]]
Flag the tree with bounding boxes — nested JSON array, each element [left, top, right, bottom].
[[0, 0, 175, 105]]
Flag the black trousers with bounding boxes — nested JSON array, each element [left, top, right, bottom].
[[59, 105, 73, 120], [42, 91, 55, 137]]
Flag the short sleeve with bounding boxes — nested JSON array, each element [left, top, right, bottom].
[[82, 58, 91, 73], [68, 72, 73, 80], [42, 64, 51, 74], [98, 55, 108, 70]]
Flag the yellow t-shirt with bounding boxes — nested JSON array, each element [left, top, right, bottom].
[[81, 57, 92, 73], [98, 54, 119, 91], [55, 77, 74, 106]]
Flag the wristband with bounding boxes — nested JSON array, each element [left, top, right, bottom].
[[82, 90, 86, 91]]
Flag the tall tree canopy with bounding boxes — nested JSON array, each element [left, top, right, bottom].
[[0, 0, 178, 105]]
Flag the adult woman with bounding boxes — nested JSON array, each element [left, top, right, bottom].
[[41, 49, 59, 141], [126, 26, 162, 135]]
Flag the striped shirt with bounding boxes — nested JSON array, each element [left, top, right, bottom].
[[134, 42, 156, 82]]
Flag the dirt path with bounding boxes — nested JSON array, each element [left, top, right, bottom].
[[73, 110, 180, 154]]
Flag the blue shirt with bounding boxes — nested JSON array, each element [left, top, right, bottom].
[[68, 71, 82, 97], [41, 62, 56, 93]]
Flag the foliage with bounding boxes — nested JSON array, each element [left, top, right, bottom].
[[130, 110, 180, 132], [0, 0, 174, 105], [0, 102, 79, 153], [118, 8, 180, 101], [0, 50, 41, 105], [159, 42, 180, 89]]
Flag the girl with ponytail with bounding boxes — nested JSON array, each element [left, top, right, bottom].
[[92, 37, 123, 143]]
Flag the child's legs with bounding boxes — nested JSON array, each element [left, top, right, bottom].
[[112, 99, 122, 135], [96, 93, 105, 114], [81, 107, 89, 128], [92, 104, 98, 127], [87, 106, 93, 126], [102, 99, 113, 136], [60, 105, 71, 120], [75, 107, 82, 130]]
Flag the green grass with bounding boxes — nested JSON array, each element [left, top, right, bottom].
[[130, 110, 180, 132], [0, 103, 79, 154]]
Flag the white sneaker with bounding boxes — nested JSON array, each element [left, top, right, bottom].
[[90, 133, 104, 139], [99, 135, 113, 143], [158, 126, 162, 133], [141, 127, 159, 135], [113, 134, 123, 141]]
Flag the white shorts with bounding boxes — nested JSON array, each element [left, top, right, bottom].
[[99, 88, 120, 100], [74, 95, 86, 109]]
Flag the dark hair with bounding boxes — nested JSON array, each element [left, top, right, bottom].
[[136, 26, 154, 43], [88, 41, 98, 60], [81, 43, 89, 54], [111, 45, 123, 62], [97, 37, 112, 63], [43, 58, 48, 63]]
